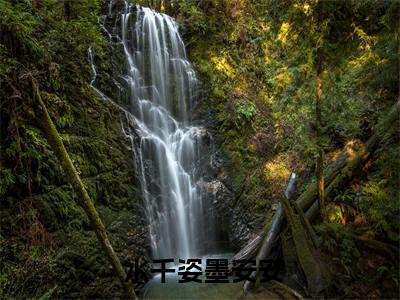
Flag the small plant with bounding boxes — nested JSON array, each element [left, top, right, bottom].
[[235, 102, 257, 128]]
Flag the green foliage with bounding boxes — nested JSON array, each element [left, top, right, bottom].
[[0, 44, 16, 74], [178, 1, 208, 35], [337, 237, 359, 277], [0, 0, 44, 62], [0, 168, 15, 196], [330, 123, 399, 243], [0, 0, 141, 298], [0, 0, 398, 297], [236, 102, 257, 127], [184, 1, 398, 296], [38, 285, 58, 300], [354, 178, 399, 242]]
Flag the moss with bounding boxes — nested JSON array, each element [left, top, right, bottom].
[[0, 1, 143, 298]]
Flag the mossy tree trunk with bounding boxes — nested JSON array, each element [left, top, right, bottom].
[[279, 192, 329, 296], [303, 98, 400, 219], [315, 47, 325, 220], [32, 81, 137, 300], [243, 174, 297, 293], [237, 99, 400, 293]]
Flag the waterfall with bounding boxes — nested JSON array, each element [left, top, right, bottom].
[[94, 2, 216, 259]]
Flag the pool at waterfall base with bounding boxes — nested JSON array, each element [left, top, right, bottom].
[[141, 252, 244, 299]]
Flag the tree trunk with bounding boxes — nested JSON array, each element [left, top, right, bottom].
[[279, 192, 329, 296], [302, 98, 400, 217], [323, 223, 398, 264], [243, 207, 284, 293], [156, 0, 161, 11], [64, 0, 71, 20], [243, 174, 296, 293], [32, 81, 137, 300], [233, 142, 361, 262], [316, 47, 325, 220], [234, 99, 400, 285]]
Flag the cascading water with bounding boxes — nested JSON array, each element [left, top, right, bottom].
[[89, 2, 244, 297], [98, 2, 216, 260]]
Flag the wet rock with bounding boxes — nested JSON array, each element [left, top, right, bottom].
[[198, 179, 252, 249], [230, 204, 252, 246], [209, 150, 229, 181], [271, 203, 280, 211]]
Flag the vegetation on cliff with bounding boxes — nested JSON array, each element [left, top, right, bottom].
[[1, 0, 147, 298], [170, 0, 399, 297]]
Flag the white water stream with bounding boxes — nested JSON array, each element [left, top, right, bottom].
[[90, 2, 216, 260]]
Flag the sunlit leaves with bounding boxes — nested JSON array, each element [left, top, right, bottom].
[[211, 55, 236, 78]]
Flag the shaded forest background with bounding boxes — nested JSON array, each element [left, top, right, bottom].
[[0, 0, 399, 298]]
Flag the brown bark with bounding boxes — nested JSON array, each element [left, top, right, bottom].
[[316, 47, 325, 220], [234, 99, 400, 287], [243, 174, 296, 293], [279, 194, 329, 296], [156, 0, 161, 11], [303, 99, 400, 218]]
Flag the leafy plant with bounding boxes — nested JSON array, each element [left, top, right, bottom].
[[235, 102, 257, 128]]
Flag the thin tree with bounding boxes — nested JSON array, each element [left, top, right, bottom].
[[315, 0, 325, 220], [32, 80, 137, 300], [315, 47, 325, 219]]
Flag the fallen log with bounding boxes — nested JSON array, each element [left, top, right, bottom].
[[231, 233, 263, 262], [234, 142, 362, 262], [270, 280, 305, 300], [279, 183, 329, 296], [323, 223, 399, 265], [32, 80, 137, 300], [294, 201, 318, 248], [305, 99, 400, 220], [243, 173, 296, 293], [238, 99, 400, 293], [299, 99, 400, 213], [242, 207, 284, 293]]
